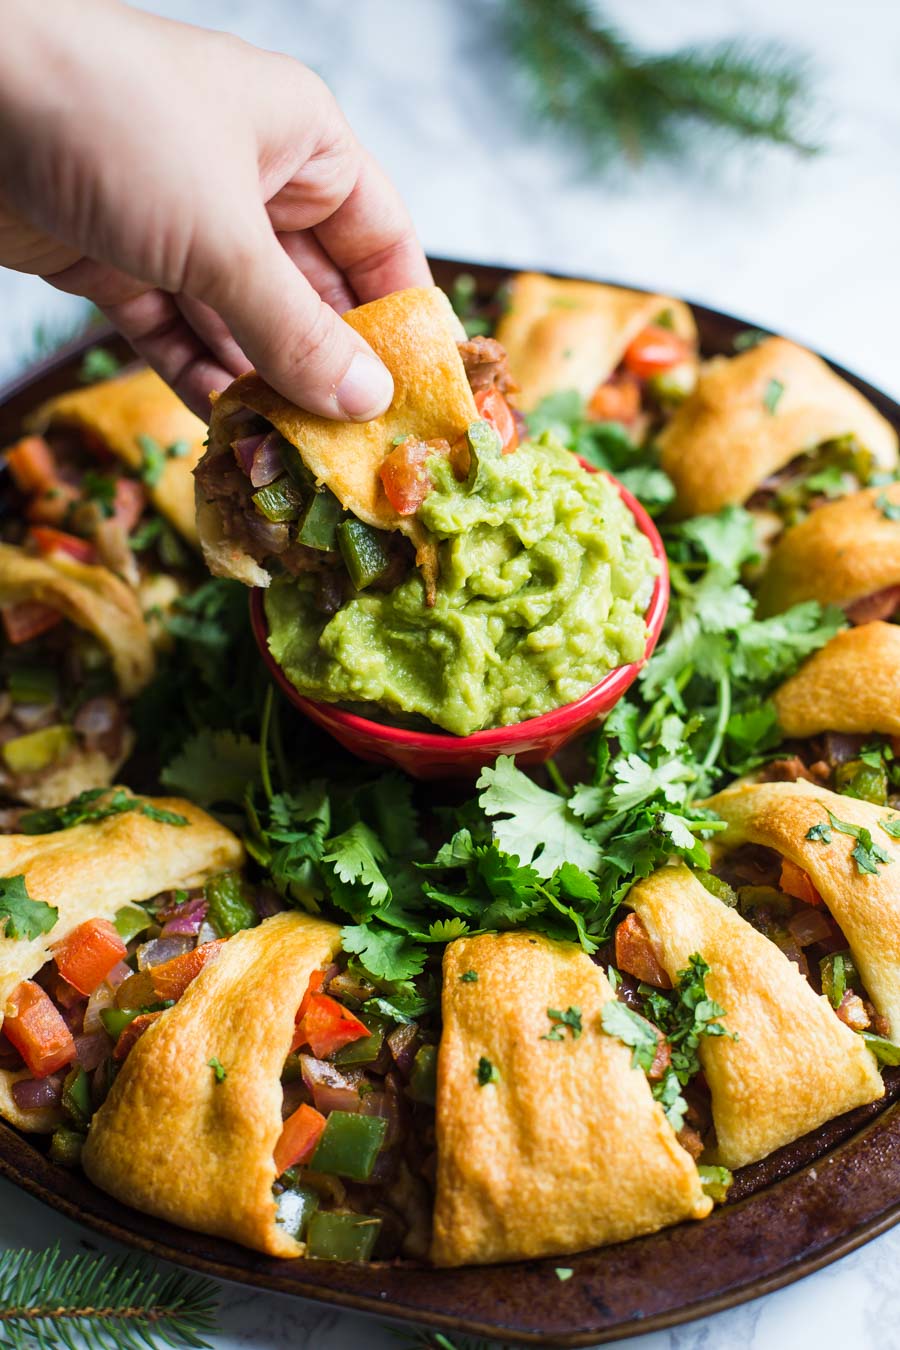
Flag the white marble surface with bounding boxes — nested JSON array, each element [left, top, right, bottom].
[[3, 1, 900, 1346]]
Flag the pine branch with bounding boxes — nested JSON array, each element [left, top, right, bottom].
[[0, 1246, 219, 1350], [501, 0, 820, 166]]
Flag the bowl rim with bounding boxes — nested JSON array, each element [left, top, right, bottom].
[[249, 472, 670, 750]]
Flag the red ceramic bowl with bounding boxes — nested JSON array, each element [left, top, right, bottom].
[[250, 473, 669, 780]]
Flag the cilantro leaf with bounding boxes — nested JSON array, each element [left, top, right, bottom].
[[79, 347, 122, 383], [880, 816, 900, 839], [807, 822, 832, 843], [477, 1056, 499, 1086], [0, 874, 57, 940], [541, 1006, 583, 1041], [161, 729, 260, 811], [877, 492, 900, 521], [600, 1000, 659, 1072], [477, 756, 602, 878], [826, 810, 892, 875], [763, 377, 785, 414], [19, 788, 187, 835], [323, 823, 391, 908], [340, 924, 426, 983]]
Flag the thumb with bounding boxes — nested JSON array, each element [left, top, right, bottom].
[[193, 219, 394, 421]]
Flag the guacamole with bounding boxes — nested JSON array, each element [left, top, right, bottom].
[[265, 433, 657, 737]]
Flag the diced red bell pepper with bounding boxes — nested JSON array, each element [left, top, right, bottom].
[[151, 939, 226, 1003], [588, 372, 642, 424], [296, 968, 327, 1024], [29, 527, 97, 565], [623, 325, 691, 380], [292, 993, 371, 1059], [474, 387, 519, 453], [113, 1010, 163, 1061], [779, 858, 823, 907], [614, 913, 672, 989], [5, 437, 58, 495], [1, 600, 63, 645], [3, 980, 76, 1078], [273, 1102, 327, 1175], [52, 918, 128, 996], [379, 438, 440, 516]]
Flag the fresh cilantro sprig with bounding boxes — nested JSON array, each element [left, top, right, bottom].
[[0, 874, 58, 940], [18, 788, 187, 835]]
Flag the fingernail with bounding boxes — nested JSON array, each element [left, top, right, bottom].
[[335, 352, 394, 420]]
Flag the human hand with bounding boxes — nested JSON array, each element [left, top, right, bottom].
[[0, 0, 431, 420]]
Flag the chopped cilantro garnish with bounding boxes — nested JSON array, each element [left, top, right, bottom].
[[477, 1056, 499, 1086], [733, 328, 769, 351], [0, 874, 58, 940], [137, 435, 190, 487], [128, 517, 164, 551], [763, 377, 785, 414], [19, 788, 188, 835], [79, 347, 122, 383], [541, 1006, 583, 1042], [460, 970, 478, 982], [208, 1057, 227, 1083], [806, 822, 832, 843], [861, 1032, 900, 1066], [826, 810, 891, 875], [876, 492, 900, 521], [81, 471, 117, 518], [600, 1001, 659, 1073], [880, 816, 900, 839], [555, 1267, 574, 1282]]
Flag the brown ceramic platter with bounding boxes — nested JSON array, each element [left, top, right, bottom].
[[1, 258, 900, 1346]]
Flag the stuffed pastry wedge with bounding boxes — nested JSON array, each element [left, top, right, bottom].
[[0, 543, 154, 807], [659, 338, 897, 521], [431, 931, 711, 1266], [24, 366, 207, 552], [0, 789, 242, 1134], [625, 865, 883, 1168], [757, 484, 900, 621], [494, 271, 697, 419], [195, 286, 482, 592], [705, 779, 900, 1046], [83, 912, 438, 1261]]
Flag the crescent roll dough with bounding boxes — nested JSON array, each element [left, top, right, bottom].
[[29, 368, 207, 545], [0, 542, 153, 698], [773, 622, 900, 738], [431, 932, 710, 1267], [197, 287, 476, 588], [629, 865, 883, 1169], [494, 272, 696, 411], [0, 794, 243, 1024], [82, 912, 342, 1257], [707, 779, 900, 1037], [659, 338, 898, 520], [757, 484, 900, 616]]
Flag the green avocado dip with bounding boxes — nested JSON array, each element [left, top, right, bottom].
[[264, 431, 656, 737]]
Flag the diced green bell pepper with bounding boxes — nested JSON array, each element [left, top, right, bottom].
[[835, 759, 888, 806], [296, 489, 343, 551], [204, 871, 257, 937], [2, 724, 74, 774], [408, 1044, 437, 1105], [698, 1164, 733, 1204], [61, 1066, 91, 1130], [333, 1023, 384, 1067], [49, 1126, 85, 1167], [466, 418, 502, 493], [310, 1110, 387, 1181], [251, 477, 303, 523], [861, 1031, 900, 1066], [820, 950, 861, 1009], [6, 666, 58, 704], [100, 1006, 143, 1040], [281, 1053, 305, 1084], [275, 1183, 320, 1241], [305, 1211, 381, 1262], [647, 363, 695, 405], [695, 872, 738, 907], [280, 442, 316, 491], [336, 519, 391, 590], [114, 904, 152, 944], [736, 885, 793, 919]]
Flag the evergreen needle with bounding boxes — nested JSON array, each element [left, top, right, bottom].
[[0, 1245, 219, 1350]]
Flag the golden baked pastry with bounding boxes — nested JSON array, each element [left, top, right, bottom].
[[773, 622, 900, 739]]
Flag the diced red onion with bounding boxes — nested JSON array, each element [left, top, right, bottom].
[[386, 1023, 419, 1077], [159, 896, 208, 937], [787, 907, 836, 948], [83, 978, 119, 1035], [60, 1000, 86, 1035], [299, 1055, 362, 1115], [822, 733, 865, 766], [255, 886, 286, 919], [11, 702, 57, 732], [0, 1033, 23, 1070], [249, 433, 286, 488], [11, 1074, 63, 1111], [75, 1030, 112, 1072], [359, 1089, 403, 1148], [281, 1080, 311, 1120], [232, 433, 266, 476], [196, 920, 218, 946], [106, 960, 131, 989], [136, 934, 194, 971], [772, 932, 810, 977], [73, 697, 119, 738], [54, 978, 86, 1010]]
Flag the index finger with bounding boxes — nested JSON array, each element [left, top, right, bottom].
[[312, 149, 433, 303]]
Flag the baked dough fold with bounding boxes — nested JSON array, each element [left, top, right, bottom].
[[629, 865, 883, 1169], [706, 779, 900, 1037], [494, 272, 696, 411], [29, 368, 207, 546], [197, 287, 477, 588], [82, 912, 342, 1257], [757, 484, 900, 616], [659, 338, 897, 520], [431, 931, 710, 1267], [773, 622, 900, 738]]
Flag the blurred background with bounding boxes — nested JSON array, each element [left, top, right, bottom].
[[2, 0, 899, 403]]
